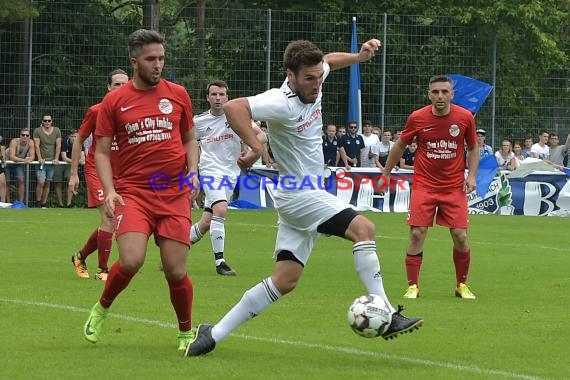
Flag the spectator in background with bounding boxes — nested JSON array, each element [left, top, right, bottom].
[[322, 123, 339, 166], [495, 139, 518, 171], [371, 126, 381, 138], [336, 125, 346, 138], [476, 128, 493, 158], [399, 138, 418, 170], [547, 132, 570, 168], [394, 128, 403, 141], [360, 120, 380, 168], [376, 129, 395, 168], [522, 137, 533, 158], [531, 130, 550, 160], [55, 129, 81, 207], [8, 127, 35, 204], [513, 141, 525, 166], [33, 111, 62, 208], [338, 120, 365, 169], [0, 137, 6, 203]]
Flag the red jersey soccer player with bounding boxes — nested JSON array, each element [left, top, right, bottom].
[[69, 69, 128, 281], [379, 75, 479, 300], [83, 29, 200, 352]]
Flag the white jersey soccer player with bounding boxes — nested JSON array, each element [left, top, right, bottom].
[[186, 40, 423, 357], [190, 80, 241, 276]]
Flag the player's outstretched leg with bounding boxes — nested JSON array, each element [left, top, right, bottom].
[[381, 305, 423, 340], [84, 302, 108, 343], [184, 324, 216, 356]]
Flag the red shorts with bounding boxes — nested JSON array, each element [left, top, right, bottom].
[[407, 188, 468, 228], [113, 186, 192, 246], [85, 169, 105, 208]]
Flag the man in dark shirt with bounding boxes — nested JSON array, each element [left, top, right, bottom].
[[339, 121, 365, 168], [322, 123, 339, 166]]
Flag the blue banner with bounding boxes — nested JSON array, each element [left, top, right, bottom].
[[348, 17, 361, 129], [239, 167, 569, 216]]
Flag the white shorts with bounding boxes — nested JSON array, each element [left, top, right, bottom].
[[202, 174, 236, 209], [273, 189, 350, 265]]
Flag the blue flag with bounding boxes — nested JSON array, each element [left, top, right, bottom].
[[476, 155, 500, 197], [448, 74, 493, 114], [348, 17, 361, 130]]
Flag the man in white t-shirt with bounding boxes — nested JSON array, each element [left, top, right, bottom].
[[531, 130, 550, 160], [360, 120, 380, 168], [186, 39, 423, 357]]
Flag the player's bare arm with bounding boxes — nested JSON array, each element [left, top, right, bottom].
[[54, 137, 61, 165], [182, 128, 200, 201], [68, 134, 86, 194], [324, 39, 381, 71], [95, 135, 123, 217], [223, 98, 263, 169], [465, 142, 479, 193]]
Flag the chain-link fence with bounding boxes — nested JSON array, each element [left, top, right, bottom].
[[1, 2, 569, 206]]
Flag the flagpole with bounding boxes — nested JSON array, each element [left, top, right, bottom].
[[348, 16, 362, 133]]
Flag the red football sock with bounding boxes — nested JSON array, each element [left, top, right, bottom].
[[168, 275, 194, 332], [453, 248, 471, 286], [99, 261, 135, 308], [405, 252, 423, 286], [97, 229, 113, 270], [79, 229, 99, 260]]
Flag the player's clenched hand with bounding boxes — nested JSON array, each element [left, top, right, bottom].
[[464, 175, 476, 194], [188, 173, 200, 201], [238, 150, 260, 171], [359, 39, 381, 62], [104, 191, 125, 218], [68, 174, 80, 195], [377, 174, 391, 195]]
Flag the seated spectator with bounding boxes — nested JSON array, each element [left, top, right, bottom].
[[547, 133, 570, 168], [322, 123, 339, 166], [399, 139, 418, 170], [495, 139, 519, 171], [531, 130, 550, 160], [8, 127, 35, 204], [513, 141, 525, 166], [476, 128, 493, 158]]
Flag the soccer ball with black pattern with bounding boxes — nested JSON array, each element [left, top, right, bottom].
[[347, 294, 392, 338]]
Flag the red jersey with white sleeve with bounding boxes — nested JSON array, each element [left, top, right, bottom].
[[95, 80, 194, 190], [399, 104, 477, 192], [78, 103, 120, 177]]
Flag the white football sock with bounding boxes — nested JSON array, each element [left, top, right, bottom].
[[353, 241, 395, 313], [212, 277, 282, 342], [210, 216, 225, 259]]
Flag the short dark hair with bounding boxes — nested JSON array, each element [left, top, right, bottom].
[[128, 29, 164, 58], [206, 79, 229, 97], [107, 69, 128, 85], [429, 75, 453, 86], [283, 40, 324, 75]]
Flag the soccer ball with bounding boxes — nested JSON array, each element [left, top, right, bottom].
[[347, 294, 392, 338]]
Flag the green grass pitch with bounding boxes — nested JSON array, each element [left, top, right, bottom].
[[0, 209, 568, 379]]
